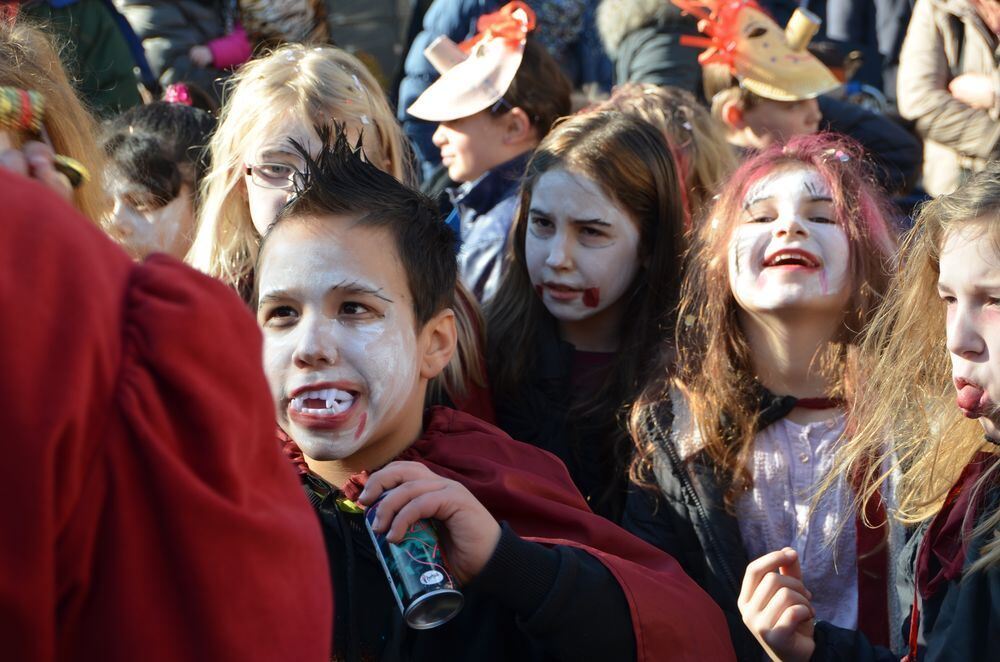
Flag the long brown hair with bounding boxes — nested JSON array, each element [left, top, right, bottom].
[[487, 111, 687, 482], [835, 162, 1000, 572], [630, 133, 898, 502], [0, 18, 108, 224]]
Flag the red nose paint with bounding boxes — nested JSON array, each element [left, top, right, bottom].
[[354, 412, 368, 440], [582, 288, 600, 308]]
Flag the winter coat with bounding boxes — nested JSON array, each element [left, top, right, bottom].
[[595, 0, 701, 94], [897, 0, 1000, 195], [114, 0, 234, 107], [818, 95, 922, 193], [451, 151, 529, 302], [810, 452, 1000, 661], [22, 0, 143, 116]]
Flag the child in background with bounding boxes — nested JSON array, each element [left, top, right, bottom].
[[187, 43, 488, 419], [254, 126, 735, 661], [102, 99, 215, 259], [625, 134, 899, 659], [738, 162, 1000, 661], [595, 83, 737, 225], [407, 2, 572, 302], [485, 111, 687, 523]]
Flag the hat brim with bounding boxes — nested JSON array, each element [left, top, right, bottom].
[[407, 40, 524, 122]]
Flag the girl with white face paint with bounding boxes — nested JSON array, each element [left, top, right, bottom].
[[486, 112, 688, 523], [626, 134, 901, 658], [737, 163, 1000, 662]]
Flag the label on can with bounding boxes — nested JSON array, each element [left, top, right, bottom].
[[364, 492, 464, 629]]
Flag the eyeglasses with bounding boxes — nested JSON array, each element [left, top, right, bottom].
[[244, 162, 304, 190]]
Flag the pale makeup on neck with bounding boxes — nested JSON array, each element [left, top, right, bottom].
[[939, 222, 1000, 440], [729, 165, 851, 411], [525, 168, 642, 352], [257, 219, 421, 485]]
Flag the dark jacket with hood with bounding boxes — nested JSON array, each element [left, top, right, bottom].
[[810, 451, 1000, 662], [595, 0, 702, 93]]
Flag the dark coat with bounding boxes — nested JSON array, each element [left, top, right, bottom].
[[492, 321, 629, 523], [596, 0, 702, 94], [811, 455, 1000, 661]]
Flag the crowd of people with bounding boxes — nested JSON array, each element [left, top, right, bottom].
[[1, 0, 998, 660]]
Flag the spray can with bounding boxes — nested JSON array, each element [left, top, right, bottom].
[[364, 492, 464, 629]]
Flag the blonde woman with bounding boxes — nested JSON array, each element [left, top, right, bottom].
[[738, 163, 1000, 661], [595, 83, 736, 225], [188, 43, 486, 412]]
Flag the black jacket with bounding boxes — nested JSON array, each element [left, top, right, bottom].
[[305, 474, 636, 662], [493, 322, 629, 523], [810, 460, 1000, 661], [621, 398, 796, 661]]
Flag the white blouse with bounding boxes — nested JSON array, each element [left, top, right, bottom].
[[734, 415, 858, 630]]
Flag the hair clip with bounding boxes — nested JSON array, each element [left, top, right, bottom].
[[823, 148, 850, 162], [163, 83, 193, 106]]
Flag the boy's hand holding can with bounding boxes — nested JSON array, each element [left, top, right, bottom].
[[358, 460, 502, 585]]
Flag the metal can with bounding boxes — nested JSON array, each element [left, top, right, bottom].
[[364, 493, 464, 629]]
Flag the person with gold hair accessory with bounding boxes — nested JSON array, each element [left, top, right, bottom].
[[673, 0, 920, 194]]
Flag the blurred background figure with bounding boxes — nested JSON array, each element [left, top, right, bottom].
[[897, 0, 1000, 196], [102, 98, 215, 259]]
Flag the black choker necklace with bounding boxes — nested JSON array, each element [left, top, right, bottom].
[[984, 435, 1000, 447]]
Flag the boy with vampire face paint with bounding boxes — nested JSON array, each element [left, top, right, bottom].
[[254, 126, 734, 661]]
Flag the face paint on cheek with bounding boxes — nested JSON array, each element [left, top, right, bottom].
[[583, 288, 600, 308], [354, 412, 367, 440]]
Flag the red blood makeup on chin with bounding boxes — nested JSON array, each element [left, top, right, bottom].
[[354, 412, 367, 440], [583, 288, 600, 308]]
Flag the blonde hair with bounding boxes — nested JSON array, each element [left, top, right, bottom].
[[187, 43, 413, 293], [188, 44, 485, 398], [596, 83, 737, 224], [837, 162, 1000, 573], [0, 19, 108, 224]]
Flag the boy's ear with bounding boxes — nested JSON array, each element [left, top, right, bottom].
[[502, 107, 536, 146], [418, 307, 458, 381], [722, 100, 746, 131]]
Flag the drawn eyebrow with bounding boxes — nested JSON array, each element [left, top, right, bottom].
[[331, 279, 394, 303], [571, 219, 611, 226], [743, 195, 771, 210]]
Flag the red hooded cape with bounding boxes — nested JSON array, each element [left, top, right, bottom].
[[402, 407, 735, 661], [0, 172, 332, 661]]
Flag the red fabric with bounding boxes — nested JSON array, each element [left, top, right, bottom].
[[855, 484, 890, 647], [402, 407, 736, 661], [206, 25, 253, 69], [916, 452, 998, 600], [0, 172, 332, 661]]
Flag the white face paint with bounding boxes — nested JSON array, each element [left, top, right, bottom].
[[525, 169, 642, 325], [728, 165, 851, 316], [244, 118, 318, 236], [257, 218, 420, 462], [106, 187, 196, 259], [939, 223, 1000, 440]]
